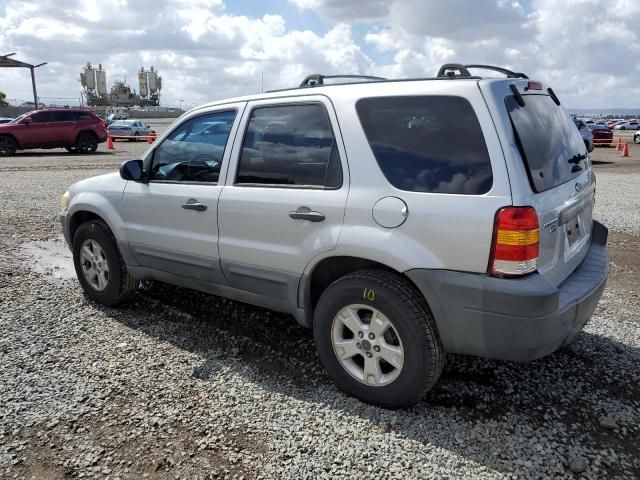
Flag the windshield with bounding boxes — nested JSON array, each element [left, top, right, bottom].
[[110, 121, 132, 127], [506, 94, 587, 193], [9, 114, 29, 124]]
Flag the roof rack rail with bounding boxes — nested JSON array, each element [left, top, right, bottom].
[[436, 63, 528, 79], [436, 64, 473, 78], [299, 74, 386, 87], [464, 64, 529, 79]]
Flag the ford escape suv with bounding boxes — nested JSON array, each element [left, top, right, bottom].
[[60, 64, 608, 408]]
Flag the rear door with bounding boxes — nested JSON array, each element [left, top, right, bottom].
[[480, 80, 595, 285], [51, 111, 77, 144], [217, 96, 349, 303]]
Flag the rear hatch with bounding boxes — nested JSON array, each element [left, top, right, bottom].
[[480, 79, 595, 286]]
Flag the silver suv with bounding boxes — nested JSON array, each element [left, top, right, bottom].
[[60, 64, 608, 408]]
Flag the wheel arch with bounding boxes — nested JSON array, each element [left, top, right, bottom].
[[298, 255, 425, 328], [74, 129, 98, 143], [0, 133, 21, 148]]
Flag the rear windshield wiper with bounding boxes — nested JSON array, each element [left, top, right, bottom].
[[567, 153, 587, 165]]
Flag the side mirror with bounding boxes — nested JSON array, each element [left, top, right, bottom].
[[120, 159, 144, 182]]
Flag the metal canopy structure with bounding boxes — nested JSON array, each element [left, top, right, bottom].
[[0, 53, 47, 110]]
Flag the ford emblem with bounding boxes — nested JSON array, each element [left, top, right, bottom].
[[575, 182, 583, 193]]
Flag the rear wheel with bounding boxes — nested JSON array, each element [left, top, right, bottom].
[[75, 133, 98, 154], [0, 136, 17, 156], [72, 220, 137, 305], [314, 270, 444, 408]]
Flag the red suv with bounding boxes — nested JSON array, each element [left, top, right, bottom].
[[0, 109, 108, 156]]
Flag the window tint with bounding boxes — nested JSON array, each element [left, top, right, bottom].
[[150, 110, 236, 183], [356, 96, 492, 194], [506, 95, 586, 193], [52, 111, 75, 122], [30, 111, 54, 123], [74, 112, 94, 121], [236, 104, 341, 188]]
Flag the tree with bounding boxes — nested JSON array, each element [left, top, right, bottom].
[[0, 90, 7, 107]]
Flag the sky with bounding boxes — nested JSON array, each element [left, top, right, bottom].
[[0, 0, 639, 109]]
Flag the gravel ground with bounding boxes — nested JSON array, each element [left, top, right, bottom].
[[0, 128, 639, 479]]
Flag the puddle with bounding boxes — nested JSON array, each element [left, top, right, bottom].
[[20, 236, 77, 286]]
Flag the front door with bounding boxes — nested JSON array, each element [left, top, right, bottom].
[[218, 97, 349, 303], [122, 105, 244, 284]]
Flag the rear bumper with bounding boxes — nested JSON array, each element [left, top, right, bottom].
[[406, 221, 608, 362]]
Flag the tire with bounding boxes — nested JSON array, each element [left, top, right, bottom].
[[0, 136, 17, 156], [72, 220, 137, 305], [314, 270, 444, 409], [75, 132, 98, 154], [635, 135, 640, 144], [130, 131, 139, 142]]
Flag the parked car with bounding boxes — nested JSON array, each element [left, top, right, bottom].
[[573, 118, 593, 152], [0, 109, 107, 156], [59, 64, 607, 408], [107, 120, 155, 141], [613, 120, 640, 130], [0, 117, 13, 124], [587, 123, 614, 146]]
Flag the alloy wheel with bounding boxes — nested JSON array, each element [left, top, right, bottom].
[[80, 239, 110, 291], [331, 304, 404, 387]]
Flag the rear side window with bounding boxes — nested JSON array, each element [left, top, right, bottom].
[[74, 112, 95, 121], [356, 96, 492, 194], [236, 104, 342, 188], [52, 111, 75, 122], [506, 95, 587, 193]]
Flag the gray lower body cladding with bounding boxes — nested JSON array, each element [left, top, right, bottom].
[[406, 221, 608, 362]]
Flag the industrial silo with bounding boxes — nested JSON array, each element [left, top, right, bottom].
[[83, 63, 96, 91], [138, 67, 148, 99], [95, 64, 107, 97]]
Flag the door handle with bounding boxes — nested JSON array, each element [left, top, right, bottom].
[[182, 199, 207, 212], [289, 206, 325, 222]]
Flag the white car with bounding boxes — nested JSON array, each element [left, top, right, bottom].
[[614, 121, 640, 130]]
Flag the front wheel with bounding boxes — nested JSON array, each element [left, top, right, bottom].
[[634, 135, 640, 144], [72, 220, 137, 305], [0, 136, 17, 156], [314, 270, 444, 408]]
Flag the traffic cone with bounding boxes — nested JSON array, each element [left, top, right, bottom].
[[621, 141, 629, 157], [107, 134, 114, 150], [615, 137, 622, 151], [147, 134, 152, 144]]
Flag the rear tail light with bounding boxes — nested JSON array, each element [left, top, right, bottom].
[[526, 81, 543, 90], [489, 206, 539, 276]]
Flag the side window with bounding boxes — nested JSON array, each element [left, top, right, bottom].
[[74, 112, 93, 121], [356, 96, 492, 195], [52, 111, 75, 122], [236, 104, 342, 188], [150, 110, 236, 183], [31, 111, 54, 123]]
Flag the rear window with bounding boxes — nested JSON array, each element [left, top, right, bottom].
[[506, 95, 587, 193], [356, 96, 492, 195]]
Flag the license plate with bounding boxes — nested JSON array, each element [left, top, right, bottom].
[[566, 215, 582, 247]]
